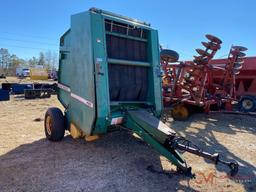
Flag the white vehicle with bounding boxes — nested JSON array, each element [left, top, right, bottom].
[[16, 67, 30, 77]]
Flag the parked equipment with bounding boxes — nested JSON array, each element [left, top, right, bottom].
[[16, 67, 30, 77], [33, 83, 58, 94], [45, 8, 239, 176], [1, 82, 57, 99], [24, 89, 51, 99], [30, 68, 48, 80], [161, 35, 247, 120], [2, 83, 18, 91], [0, 89, 10, 101], [0, 74, 6, 79], [11, 84, 33, 94], [210, 57, 256, 112]]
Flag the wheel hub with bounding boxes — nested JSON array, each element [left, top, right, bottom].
[[242, 99, 253, 110], [171, 105, 189, 121], [46, 115, 52, 135]]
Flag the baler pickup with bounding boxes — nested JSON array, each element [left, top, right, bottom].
[[124, 109, 238, 176]]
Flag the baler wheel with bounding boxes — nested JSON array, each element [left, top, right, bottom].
[[44, 107, 65, 141], [171, 104, 189, 121]]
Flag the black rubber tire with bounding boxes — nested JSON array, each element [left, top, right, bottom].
[[171, 104, 189, 121], [238, 96, 256, 112], [44, 107, 65, 141], [160, 49, 179, 62]]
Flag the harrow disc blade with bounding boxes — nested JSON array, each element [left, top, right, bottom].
[[160, 49, 179, 62], [237, 52, 246, 57], [201, 42, 220, 51], [234, 65, 242, 70], [236, 58, 244, 63], [234, 61, 243, 69], [232, 69, 240, 75], [193, 55, 201, 60], [232, 46, 248, 51], [193, 56, 209, 65], [234, 61, 244, 66], [206, 34, 222, 44], [196, 49, 211, 56], [231, 51, 246, 58]]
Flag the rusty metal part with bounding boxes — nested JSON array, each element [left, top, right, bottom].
[[160, 49, 179, 63], [232, 46, 248, 51], [162, 34, 248, 118], [206, 34, 222, 44], [196, 48, 211, 56], [202, 41, 221, 51]]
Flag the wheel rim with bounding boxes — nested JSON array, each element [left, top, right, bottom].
[[46, 115, 52, 135], [242, 99, 253, 110], [171, 105, 189, 120]]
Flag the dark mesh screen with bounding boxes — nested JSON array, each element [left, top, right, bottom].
[[108, 64, 148, 101], [105, 20, 147, 39], [106, 35, 147, 62], [105, 19, 148, 62], [105, 19, 149, 101]]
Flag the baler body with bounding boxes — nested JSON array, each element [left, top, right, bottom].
[[58, 8, 162, 136], [48, 8, 239, 175]]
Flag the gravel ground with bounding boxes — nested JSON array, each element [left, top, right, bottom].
[[0, 79, 255, 192]]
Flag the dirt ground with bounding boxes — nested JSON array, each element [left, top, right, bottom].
[[0, 77, 256, 192]]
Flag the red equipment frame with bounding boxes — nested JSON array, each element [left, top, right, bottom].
[[161, 35, 247, 120]]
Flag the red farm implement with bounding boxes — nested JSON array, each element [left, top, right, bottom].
[[210, 57, 256, 112], [161, 34, 247, 120]]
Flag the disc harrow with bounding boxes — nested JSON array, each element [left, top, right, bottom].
[[161, 34, 247, 120]]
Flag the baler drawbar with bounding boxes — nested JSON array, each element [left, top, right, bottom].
[[124, 109, 238, 176]]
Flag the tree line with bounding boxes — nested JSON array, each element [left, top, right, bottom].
[[0, 48, 58, 75]]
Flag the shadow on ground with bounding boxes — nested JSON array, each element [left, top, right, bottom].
[[0, 113, 255, 192], [166, 112, 256, 191], [0, 130, 196, 192]]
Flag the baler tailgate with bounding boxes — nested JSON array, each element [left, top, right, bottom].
[[127, 110, 176, 144]]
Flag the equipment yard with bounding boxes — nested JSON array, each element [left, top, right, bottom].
[[0, 3, 256, 192], [0, 78, 255, 192]]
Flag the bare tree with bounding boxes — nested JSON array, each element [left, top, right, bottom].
[[28, 56, 38, 67], [44, 50, 58, 69], [51, 51, 58, 69], [44, 50, 52, 70], [0, 48, 11, 69], [38, 52, 45, 66]]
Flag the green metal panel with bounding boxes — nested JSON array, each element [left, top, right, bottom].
[[147, 30, 163, 116], [124, 111, 188, 172], [127, 109, 176, 144], [58, 30, 71, 108], [68, 12, 96, 135], [90, 12, 111, 134], [58, 8, 163, 135], [56, 8, 191, 173]]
